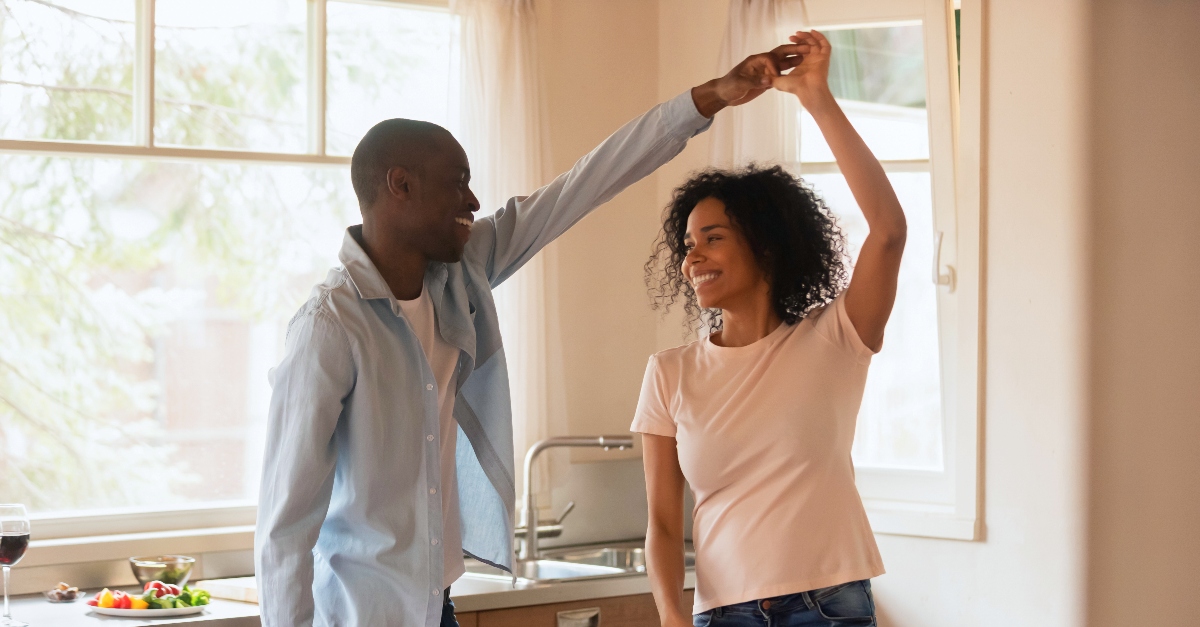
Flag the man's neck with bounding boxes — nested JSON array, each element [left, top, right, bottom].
[[359, 224, 427, 301]]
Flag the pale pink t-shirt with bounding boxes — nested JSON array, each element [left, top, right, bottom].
[[631, 293, 885, 614]]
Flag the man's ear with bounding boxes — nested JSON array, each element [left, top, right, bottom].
[[385, 166, 415, 200]]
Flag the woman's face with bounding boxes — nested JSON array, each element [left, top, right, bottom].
[[682, 197, 770, 312]]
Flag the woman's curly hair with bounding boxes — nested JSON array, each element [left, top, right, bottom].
[[645, 164, 850, 332]]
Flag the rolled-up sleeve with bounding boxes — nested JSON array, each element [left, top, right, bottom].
[[255, 309, 355, 627], [467, 89, 713, 287]]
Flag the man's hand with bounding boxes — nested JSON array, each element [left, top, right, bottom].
[[772, 30, 833, 110], [691, 42, 810, 118]]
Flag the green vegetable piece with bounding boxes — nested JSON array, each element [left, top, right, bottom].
[[176, 596, 191, 607], [191, 589, 211, 606]]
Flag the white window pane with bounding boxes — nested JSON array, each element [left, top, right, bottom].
[[0, 154, 357, 514], [0, 0, 134, 142], [154, 0, 307, 152], [804, 172, 944, 470], [799, 25, 928, 162], [326, 2, 459, 155]]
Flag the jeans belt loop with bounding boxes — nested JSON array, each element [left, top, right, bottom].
[[801, 590, 815, 611]]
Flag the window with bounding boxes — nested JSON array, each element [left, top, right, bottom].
[[796, 0, 981, 539], [0, 0, 459, 539]]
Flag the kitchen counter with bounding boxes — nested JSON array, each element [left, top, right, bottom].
[[6, 592, 259, 626], [7, 543, 696, 626], [450, 562, 697, 613]]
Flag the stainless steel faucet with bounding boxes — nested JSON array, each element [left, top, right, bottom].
[[515, 435, 634, 561]]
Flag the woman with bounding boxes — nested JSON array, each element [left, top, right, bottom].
[[635, 31, 907, 627]]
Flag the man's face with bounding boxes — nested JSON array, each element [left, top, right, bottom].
[[397, 134, 480, 263]]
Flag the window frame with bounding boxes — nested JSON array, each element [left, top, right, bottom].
[[1, 0, 453, 566], [796, 0, 983, 541]]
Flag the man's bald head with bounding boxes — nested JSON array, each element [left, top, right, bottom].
[[350, 118, 453, 210]]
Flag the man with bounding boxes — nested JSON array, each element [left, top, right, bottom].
[[255, 43, 808, 627]]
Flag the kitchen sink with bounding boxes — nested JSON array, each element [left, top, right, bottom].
[[462, 558, 624, 582], [514, 559, 626, 580], [461, 544, 696, 583], [541, 546, 695, 572]]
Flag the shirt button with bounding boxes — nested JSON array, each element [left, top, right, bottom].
[[432, 538, 440, 546], [426, 384, 434, 391], [433, 589, 440, 596], [427, 434, 435, 442], [429, 488, 437, 495]]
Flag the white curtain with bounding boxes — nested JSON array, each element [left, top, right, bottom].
[[452, 0, 566, 511], [709, 0, 808, 167]]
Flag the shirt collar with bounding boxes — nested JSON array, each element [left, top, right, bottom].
[[338, 229, 470, 356], [339, 225, 396, 301]]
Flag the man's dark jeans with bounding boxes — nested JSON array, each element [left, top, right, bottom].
[[441, 586, 458, 627]]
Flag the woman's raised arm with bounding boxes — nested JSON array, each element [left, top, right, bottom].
[[774, 31, 907, 352]]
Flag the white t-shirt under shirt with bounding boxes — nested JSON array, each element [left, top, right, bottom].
[[397, 286, 465, 588], [630, 293, 885, 614]]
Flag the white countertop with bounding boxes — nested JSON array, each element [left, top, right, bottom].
[[450, 565, 697, 613]]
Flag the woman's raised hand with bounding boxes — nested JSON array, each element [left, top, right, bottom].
[[772, 30, 833, 108]]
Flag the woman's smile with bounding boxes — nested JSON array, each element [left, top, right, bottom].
[[691, 271, 721, 289]]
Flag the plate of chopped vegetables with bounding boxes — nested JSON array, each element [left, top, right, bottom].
[[86, 581, 212, 617]]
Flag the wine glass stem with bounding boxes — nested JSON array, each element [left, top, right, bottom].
[[2, 565, 9, 620]]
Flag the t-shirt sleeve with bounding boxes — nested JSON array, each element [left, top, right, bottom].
[[630, 354, 677, 437], [814, 292, 878, 364]]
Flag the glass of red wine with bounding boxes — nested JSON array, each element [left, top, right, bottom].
[[0, 505, 29, 627]]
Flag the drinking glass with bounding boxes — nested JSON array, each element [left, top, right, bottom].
[[0, 504, 30, 627]]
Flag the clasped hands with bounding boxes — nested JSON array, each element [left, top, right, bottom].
[[693, 30, 834, 118]]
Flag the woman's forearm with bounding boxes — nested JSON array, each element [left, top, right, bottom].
[[642, 434, 690, 626], [646, 522, 689, 626], [803, 88, 907, 241]]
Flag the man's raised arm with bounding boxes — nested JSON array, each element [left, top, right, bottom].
[[466, 43, 811, 288]]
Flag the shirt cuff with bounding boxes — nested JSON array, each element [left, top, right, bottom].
[[630, 417, 677, 438], [666, 88, 715, 138]]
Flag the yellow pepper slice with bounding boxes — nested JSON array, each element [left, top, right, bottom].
[[98, 588, 115, 608], [130, 597, 149, 610]]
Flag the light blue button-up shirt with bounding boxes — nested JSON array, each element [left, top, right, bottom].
[[255, 90, 711, 627]]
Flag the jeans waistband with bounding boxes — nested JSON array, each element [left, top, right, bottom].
[[708, 580, 863, 618]]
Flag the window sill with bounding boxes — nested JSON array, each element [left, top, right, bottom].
[[13, 526, 255, 596], [864, 500, 978, 540]]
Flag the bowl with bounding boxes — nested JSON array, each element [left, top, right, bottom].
[[128, 555, 195, 587]]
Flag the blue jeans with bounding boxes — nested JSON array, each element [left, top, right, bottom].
[[693, 580, 877, 627], [441, 587, 458, 627]]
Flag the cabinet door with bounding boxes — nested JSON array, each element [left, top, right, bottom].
[[456, 611, 478, 627], [478, 591, 694, 627]]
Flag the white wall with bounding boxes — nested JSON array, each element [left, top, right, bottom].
[[534, 0, 665, 451], [1085, 1, 1200, 625]]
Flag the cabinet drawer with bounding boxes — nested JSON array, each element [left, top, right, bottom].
[[477, 590, 694, 627]]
